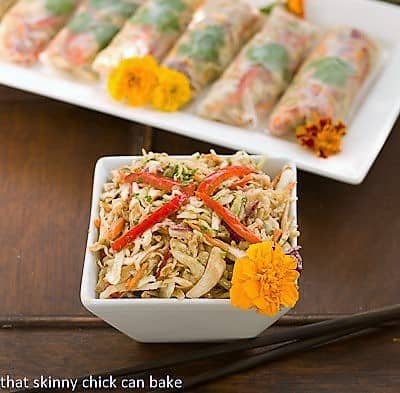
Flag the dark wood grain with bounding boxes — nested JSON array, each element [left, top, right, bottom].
[[1, 325, 399, 393], [0, 88, 148, 317]]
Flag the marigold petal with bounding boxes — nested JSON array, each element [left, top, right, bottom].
[[151, 66, 192, 112], [232, 257, 257, 283], [283, 255, 298, 270], [230, 240, 302, 317], [230, 285, 253, 310], [107, 55, 159, 107], [243, 279, 260, 300], [255, 297, 280, 316], [107, 70, 125, 101], [280, 283, 299, 308], [283, 270, 300, 282], [271, 244, 286, 265], [246, 241, 273, 269], [296, 116, 347, 158], [287, 0, 304, 18]]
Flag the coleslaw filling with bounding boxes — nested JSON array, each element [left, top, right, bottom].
[[90, 151, 299, 300]]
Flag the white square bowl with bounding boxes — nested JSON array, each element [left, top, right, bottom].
[[81, 155, 297, 343]]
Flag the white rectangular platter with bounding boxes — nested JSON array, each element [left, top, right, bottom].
[[1, 0, 399, 184]]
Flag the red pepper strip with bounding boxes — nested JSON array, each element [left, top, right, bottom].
[[156, 249, 171, 279], [198, 192, 261, 244], [197, 166, 254, 195], [112, 194, 187, 252], [123, 172, 195, 196]]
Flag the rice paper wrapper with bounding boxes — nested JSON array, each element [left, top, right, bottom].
[[197, 6, 319, 128], [0, 0, 79, 65], [163, 0, 262, 94], [92, 0, 201, 78], [268, 27, 379, 136], [41, 0, 143, 80], [0, 0, 15, 18]]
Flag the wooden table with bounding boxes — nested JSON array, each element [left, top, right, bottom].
[[1, 51, 400, 392]]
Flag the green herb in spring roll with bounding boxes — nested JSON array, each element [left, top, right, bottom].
[[268, 27, 378, 157], [92, 0, 201, 79], [0, 0, 79, 64], [163, 0, 261, 93], [198, 6, 318, 127], [42, 0, 144, 79]]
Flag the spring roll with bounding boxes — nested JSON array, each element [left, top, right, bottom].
[[198, 7, 318, 127], [92, 0, 200, 78], [0, 0, 79, 65], [163, 0, 261, 93], [42, 0, 143, 79], [0, 0, 15, 18], [268, 27, 378, 136]]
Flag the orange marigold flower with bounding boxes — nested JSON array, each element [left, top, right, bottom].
[[107, 56, 159, 106], [230, 241, 299, 317], [287, 0, 304, 18], [296, 116, 347, 158], [151, 66, 192, 112]]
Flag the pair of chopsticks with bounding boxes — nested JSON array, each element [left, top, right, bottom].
[[14, 304, 400, 393]]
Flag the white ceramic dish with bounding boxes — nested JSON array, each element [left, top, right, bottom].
[[81, 155, 297, 343], [1, 0, 399, 184]]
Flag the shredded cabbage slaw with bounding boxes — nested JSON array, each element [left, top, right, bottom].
[[90, 151, 299, 300]]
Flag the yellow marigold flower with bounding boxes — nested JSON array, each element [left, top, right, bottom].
[[107, 56, 159, 106], [230, 241, 299, 316], [296, 116, 347, 158], [151, 66, 192, 112], [287, 0, 304, 18]]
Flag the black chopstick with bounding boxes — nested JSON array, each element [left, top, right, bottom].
[[167, 327, 377, 392], [12, 304, 400, 393]]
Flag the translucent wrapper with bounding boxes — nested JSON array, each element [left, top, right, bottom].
[[0, 0, 79, 64], [163, 0, 261, 94], [198, 7, 319, 127], [268, 27, 378, 136], [42, 0, 143, 80], [0, 0, 15, 18], [92, 0, 200, 78]]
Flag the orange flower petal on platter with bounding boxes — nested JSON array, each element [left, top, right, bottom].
[[151, 66, 192, 112], [108, 55, 159, 107], [287, 0, 304, 18], [296, 116, 347, 158]]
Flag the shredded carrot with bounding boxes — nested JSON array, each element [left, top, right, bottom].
[[271, 173, 281, 188], [203, 154, 222, 164], [273, 229, 283, 242], [187, 222, 231, 252], [126, 263, 148, 291], [194, 173, 203, 182], [106, 217, 126, 241], [229, 174, 253, 190], [94, 218, 101, 228]]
